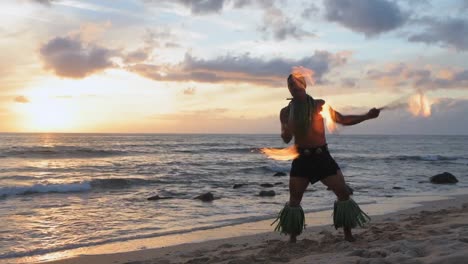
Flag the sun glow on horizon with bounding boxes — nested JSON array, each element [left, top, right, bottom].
[[9, 69, 179, 133], [16, 96, 81, 132]]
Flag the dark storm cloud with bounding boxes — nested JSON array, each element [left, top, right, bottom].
[[323, 0, 408, 37]]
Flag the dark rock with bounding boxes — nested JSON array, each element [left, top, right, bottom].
[[430, 172, 458, 184], [194, 192, 215, 202], [147, 195, 172, 201], [274, 182, 283, 186], [273, 172, 287, 177], [392, 186, 403, 190], [259, 190, 276, 197], [233, 184, 247, 189], [260, 183, 274, 188]]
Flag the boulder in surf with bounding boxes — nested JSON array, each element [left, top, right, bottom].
[[430, 172, 458, 184]]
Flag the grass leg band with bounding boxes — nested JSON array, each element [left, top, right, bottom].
[[333, 198, 370, 229], [271, 203, 306, 235]]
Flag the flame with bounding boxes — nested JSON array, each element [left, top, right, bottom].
[[408, 92, 432, 117], [291, 66, 316, 86], [260, 145, 299, 161], [320, 103, 337, 133]]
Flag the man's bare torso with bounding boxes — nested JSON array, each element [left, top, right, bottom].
[[280, 99, 327, 148]]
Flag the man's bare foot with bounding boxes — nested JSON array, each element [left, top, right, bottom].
[[344, 228, 356, 242], [289, 235, 297, 243]]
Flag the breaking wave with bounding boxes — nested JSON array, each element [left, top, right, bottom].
[[0, 178, 159, 198]]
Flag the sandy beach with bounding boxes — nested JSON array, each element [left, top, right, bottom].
[[30, 193, 468, 264]]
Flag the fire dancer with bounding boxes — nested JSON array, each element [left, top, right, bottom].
[[272, 74, 380, 242]]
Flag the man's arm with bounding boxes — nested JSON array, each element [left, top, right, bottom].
[[280, 106, 293, 143], [330, 107, 380, 126]]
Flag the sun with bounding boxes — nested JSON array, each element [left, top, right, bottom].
[[18, 96, 80, 132]]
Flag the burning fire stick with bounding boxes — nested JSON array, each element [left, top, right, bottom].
[[378, 92, 433, 117], [260, 145, 299, 161]]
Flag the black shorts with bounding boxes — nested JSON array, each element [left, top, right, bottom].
[[290, 146, 340, 184]]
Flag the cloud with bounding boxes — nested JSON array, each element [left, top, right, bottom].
[[143, 0, 227, 14], [367, 63, 468, 90], [324, 0, 408, 37], [124, 27, 183, 64], [259, 6, 316, 41], [177, 0, 225, 14], [144, 0, 270, 15], [144, 0, 311, 41], [301, 3, 320, 19], [341, 77, 357, 88], [128, 51, 350, 87], [77, 21, 112, 42], [39, 36, 116, 78], [14, 96, 30, 103], [144, 27, 176, 46], [124, 49, 151, 64], [397, 0, 431, 8], [461, 0, 468, 10], [183, 87, 196, 95], [29, 0, 56, 5], [408, 17, 468, 51]]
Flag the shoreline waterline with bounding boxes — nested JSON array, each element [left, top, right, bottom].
[[7, 188, 468, 264]]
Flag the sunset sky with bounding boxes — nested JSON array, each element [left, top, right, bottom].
[[1, 0, 467, 134]]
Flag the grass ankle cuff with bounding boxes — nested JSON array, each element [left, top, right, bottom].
[[271, 203, 306, 235], [333, 198, 370, 229]]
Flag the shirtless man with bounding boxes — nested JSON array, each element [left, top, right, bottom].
[[273, 74, 380, 242]]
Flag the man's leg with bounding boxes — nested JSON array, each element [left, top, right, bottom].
[[320, 170, 355, 242], [288, 176, 309, 242]]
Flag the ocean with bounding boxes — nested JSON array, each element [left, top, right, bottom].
[[0, 133, 467, 260]]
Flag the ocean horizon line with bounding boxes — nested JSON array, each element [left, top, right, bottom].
[[1, 132, 468, 136]]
